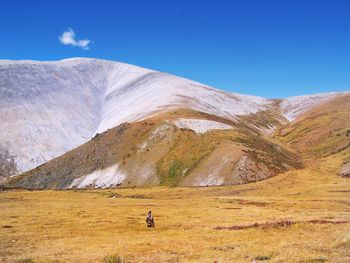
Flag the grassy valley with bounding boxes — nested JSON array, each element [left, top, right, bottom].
[[1, 150, 349, 262]]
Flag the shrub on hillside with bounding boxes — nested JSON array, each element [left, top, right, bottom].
[[101, 254, 125, 263]]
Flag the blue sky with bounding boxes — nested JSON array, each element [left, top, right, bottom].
[[1, 0, 349, 98]]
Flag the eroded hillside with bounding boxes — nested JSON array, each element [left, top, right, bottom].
[[5, 109, 303, 189]]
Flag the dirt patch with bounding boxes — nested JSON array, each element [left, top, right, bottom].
[[226, 198, 269, 207], [299, 258, 328, 263], [307, 219, 349, 224], [328, 190, 350, 193], [126, 194, 152, 199], [2, 225, 13, 228], [214, 219, 350, 230], [215, 220, 293, 230]]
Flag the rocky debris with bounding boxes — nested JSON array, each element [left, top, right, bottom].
[[341, 162, 350, 177], [0, 149, 18, 180], [116, 122, 131, 135]]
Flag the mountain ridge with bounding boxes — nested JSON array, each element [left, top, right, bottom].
[[0, 58, 349, 186]]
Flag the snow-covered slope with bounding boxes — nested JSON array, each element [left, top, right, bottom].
[[280, 92, 349, 121], [0, 58, 271, 175], [96, 63, 270, 133], [0, 58, 109, 174]]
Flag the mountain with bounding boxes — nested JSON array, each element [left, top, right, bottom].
[[0, 58, 270, 176], [0, 58, 349, 188]]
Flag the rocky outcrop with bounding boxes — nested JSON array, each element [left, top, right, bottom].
[[341, 162, 350, 177]]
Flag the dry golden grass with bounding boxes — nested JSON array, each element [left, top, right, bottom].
[[1, 152, 350, 262]]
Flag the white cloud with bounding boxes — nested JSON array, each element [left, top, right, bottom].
[[59, 28, 91, 50]]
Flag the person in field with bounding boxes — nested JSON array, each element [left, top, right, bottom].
[[146, 210, 155, 227]]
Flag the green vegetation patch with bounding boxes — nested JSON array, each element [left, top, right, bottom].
[[156, 129, 237, 186]]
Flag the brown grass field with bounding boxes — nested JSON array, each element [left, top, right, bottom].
[[1, 151, 350, 263]]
